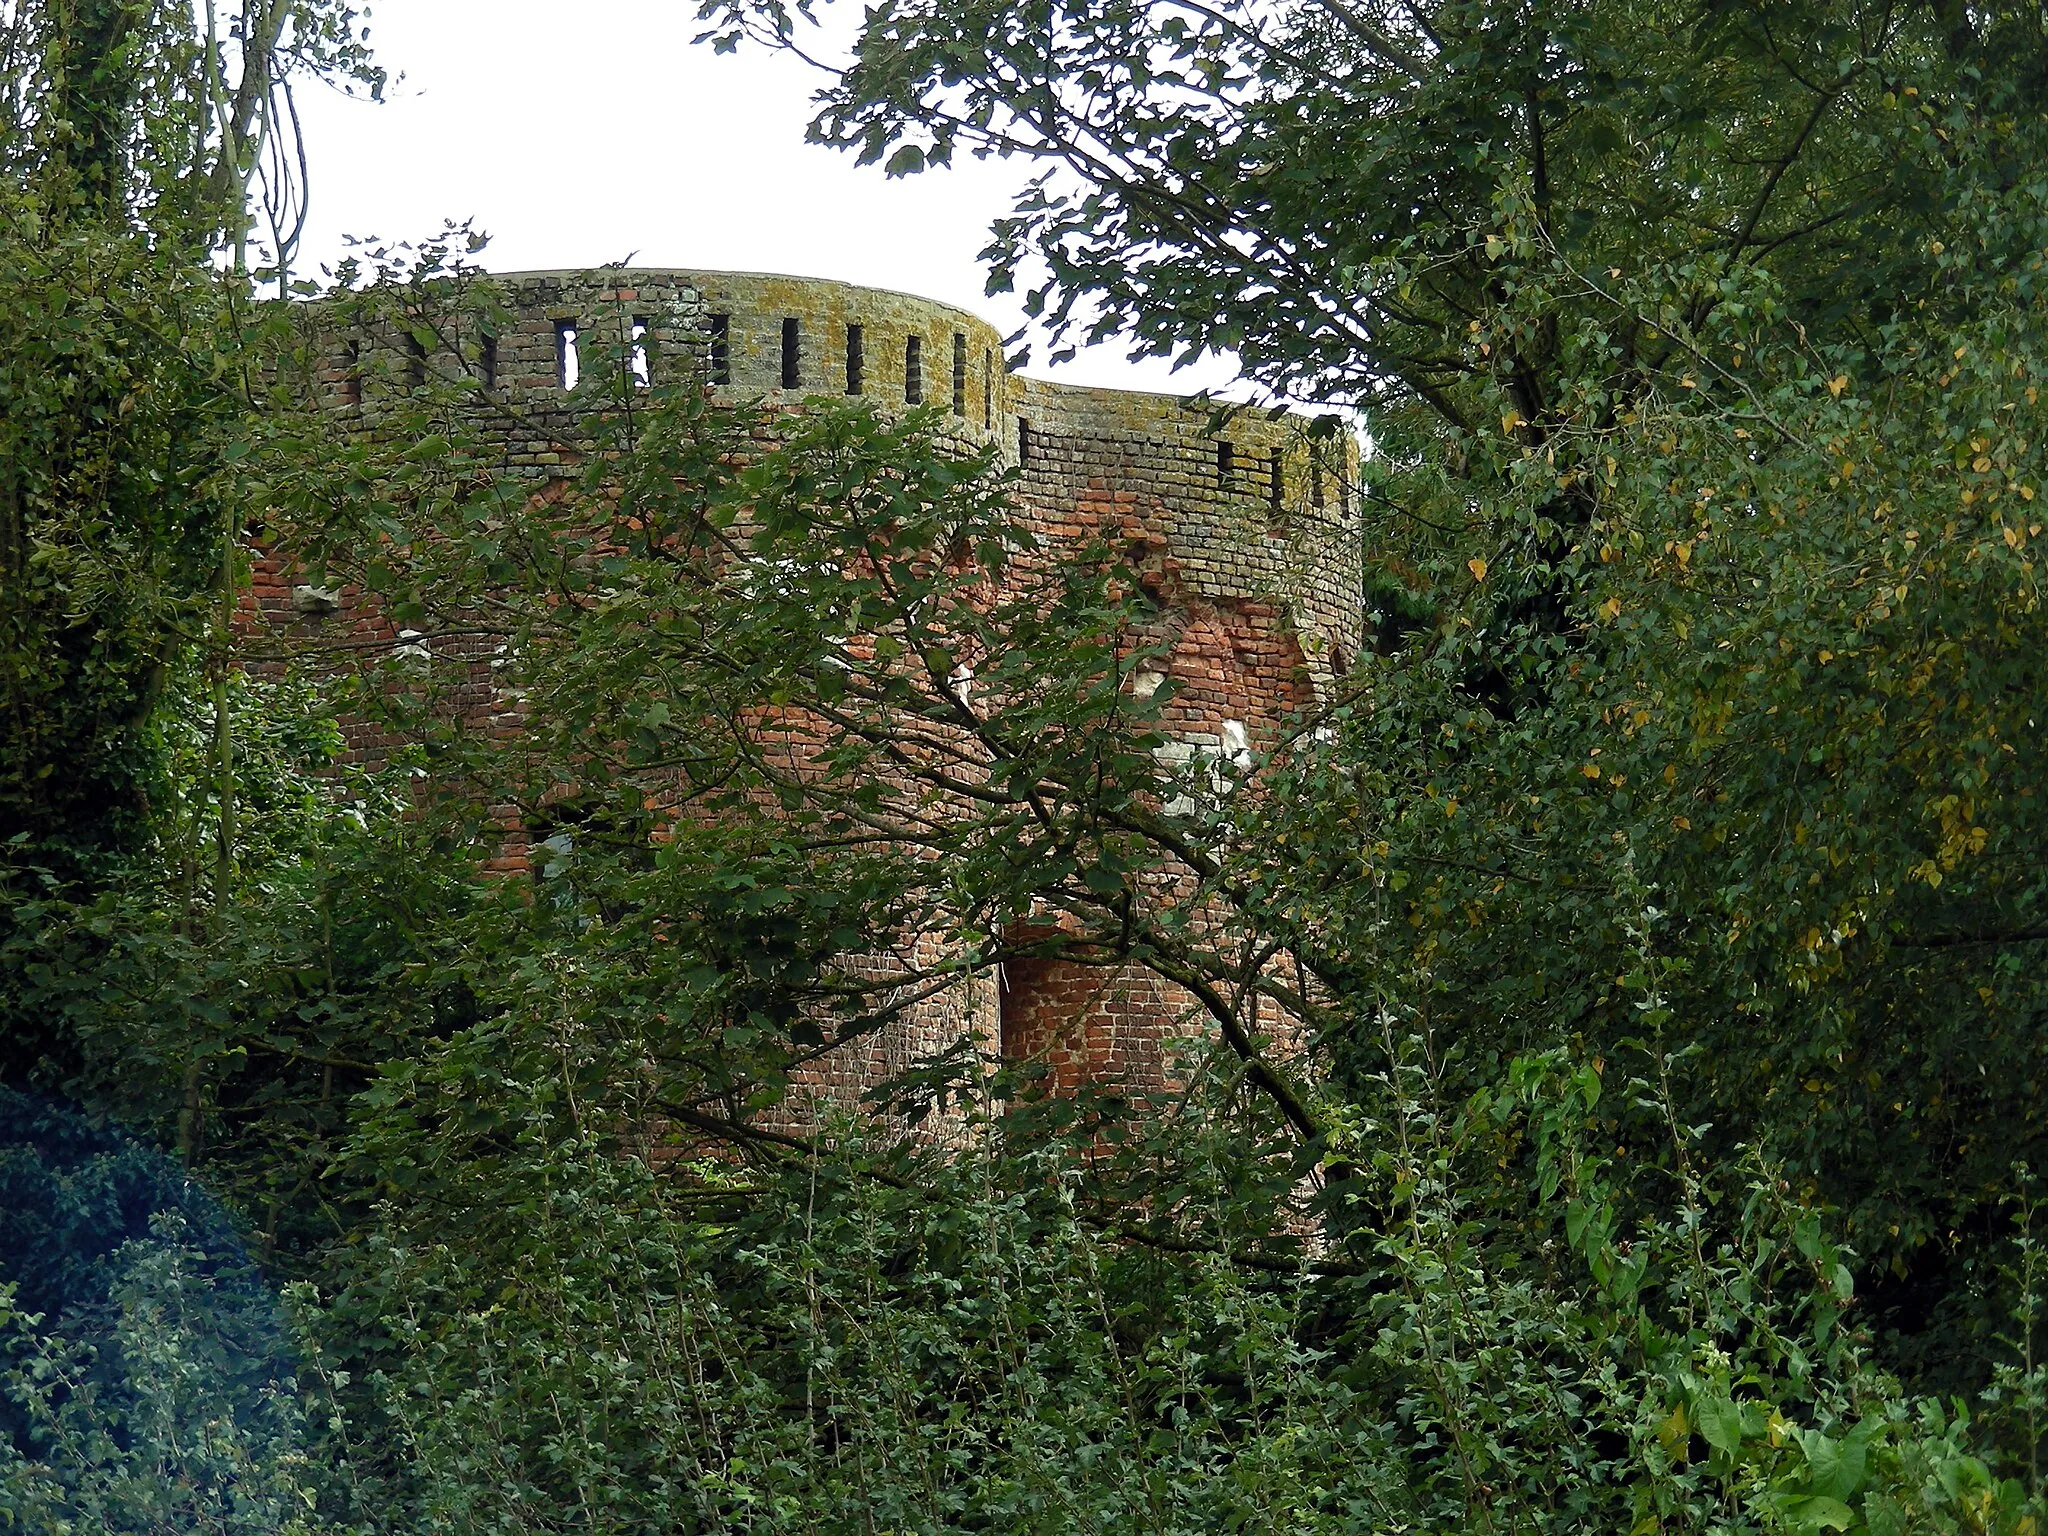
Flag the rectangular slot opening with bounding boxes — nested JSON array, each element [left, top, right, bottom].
[[707, 313, 730, 386], [479, 332, 498, 391], [555, 320, 580, 391], [1018, 416, 1032, 467], [951, 332, 967, 416], [630, 317, 650, 388], [405, 330, 427, 389], [1216, 439, 1234, 486], [983, 350, 993, 429], [1269, 450, 1284, 519], [781, 316, 801, 389], [846, 323, 864, 394], [904, 335, 923, 404]]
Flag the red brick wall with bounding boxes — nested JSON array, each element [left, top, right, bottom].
[[999, 955, 1192, 1096], [265, 267, 1359, 1130]]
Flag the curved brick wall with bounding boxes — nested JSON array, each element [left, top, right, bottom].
[[317, 267, 1363, 702], [300, 266, 1361, 1120]]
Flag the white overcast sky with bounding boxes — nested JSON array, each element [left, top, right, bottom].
[[291, 0, 1243, 396]]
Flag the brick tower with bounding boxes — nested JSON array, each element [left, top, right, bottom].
[[274, 268, 1362, 1119]]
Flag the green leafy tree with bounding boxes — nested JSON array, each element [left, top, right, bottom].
[[0, 0, 378, 1078], [686, 0, 2048, 1391], [6, 0, 2048, 1525], [256, 251, 2041, 1525], [0, 1091, 332, 1532]]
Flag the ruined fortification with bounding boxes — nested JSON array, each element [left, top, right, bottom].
[[268, 268, 1362, 1113]]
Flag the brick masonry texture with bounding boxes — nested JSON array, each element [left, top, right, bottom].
[[279, 267, 1362, 1124]]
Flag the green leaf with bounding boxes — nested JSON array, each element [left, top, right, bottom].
[[1770, 1494, 1857, 1533], [883, 143, 927, 176], [1696, 1395, 1744, 1456]]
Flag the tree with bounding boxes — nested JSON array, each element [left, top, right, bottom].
[[0, 0, 378, 1104], [5, 0, 2047, 1524], [0, 1090, 329, 1532], [261, 249, 2044, 1526], [686, 0, 2048, 1392], [0, 0, 379, 879]]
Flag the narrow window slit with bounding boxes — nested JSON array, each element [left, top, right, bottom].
[[781, 317, 801, 390], [951, 332, 967, 416], [983, 350, 993, 430], [1018, 416, 1032, 467], [904, 335, 923, 404], [630, 316, 650, 388], [480, 333, 498, 391], [846, 323, 864, 394], [405, 330, 427, 389], [1216, 439, 1234, 486], [1269, 450, 1284, 519], [707, 314, 730, 386], [556, 320, 580, 391]]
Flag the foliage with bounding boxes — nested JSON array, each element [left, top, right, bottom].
[[0, 189, 230, 876], [690, 0, 2048, 1396], [7, 0, 2048, 1527], [1230, 67, 2048, 1391], [0, 0, 379, 878], [0, 1091, 330, 1533], [292, 984, 2039, 1534], [0, 673, 485, 1256], [0, 0, 381, 259]]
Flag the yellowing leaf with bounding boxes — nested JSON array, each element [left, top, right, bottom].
[[1582, 763, 1602, 779], [1501, 409, 1523, 434], [1600, 596, 1623, 620], [1657, 1401, 1689, 1454], [1828, 375, 1848, 397], [1468, 557, 1489, 582]]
